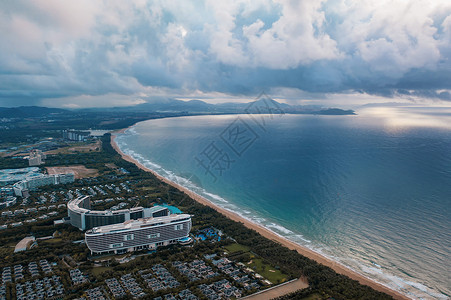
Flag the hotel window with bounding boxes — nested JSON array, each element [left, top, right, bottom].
[[147, 233, 160, 239], [109, 243, 124, 249], [174, 224, 183, 230], [123, 234, 134, 241]]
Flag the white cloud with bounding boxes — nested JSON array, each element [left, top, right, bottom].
[[244, 0, 340, 68], [351, 0, 442, 75], [0, 0, 451, 107]]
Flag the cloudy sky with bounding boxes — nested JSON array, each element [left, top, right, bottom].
[[1, 0, 451, 108]]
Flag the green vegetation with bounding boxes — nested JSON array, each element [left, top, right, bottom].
[[298, 293, 323, 300], [0, 156, 28, 169], [224, 243, 250, 253]]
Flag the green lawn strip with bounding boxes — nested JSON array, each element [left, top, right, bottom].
[[224, 243, 250, 253], [41, 238, 63, 244]]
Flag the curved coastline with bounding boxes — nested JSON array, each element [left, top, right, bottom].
[[110, 126, 409, 300]]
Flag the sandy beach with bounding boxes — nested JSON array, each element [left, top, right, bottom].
[[111, 129, 409, 300]]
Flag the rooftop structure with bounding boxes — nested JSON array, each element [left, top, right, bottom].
[[68, 195, 172, 230], [14, 236, 35, 252], [0, 167, 42, 187], [89, 213, 190, 234]]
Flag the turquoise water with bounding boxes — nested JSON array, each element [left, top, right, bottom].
[[116, 107, 451, 299]]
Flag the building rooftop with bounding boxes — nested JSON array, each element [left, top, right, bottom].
[[68, 196, 170, 217], [14, 236, 35, 252], [87, 213, 191, 235], [68, 196, 147, 215], [0, 167, 43, 186]]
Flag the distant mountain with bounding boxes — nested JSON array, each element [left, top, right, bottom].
[[0, 98, 355, 118], [0, 106, 68, 118], [104, 97, 355, 115]]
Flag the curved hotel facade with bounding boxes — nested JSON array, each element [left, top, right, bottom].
[[68, 195, 171, 230], [85, 213, 192, 254]]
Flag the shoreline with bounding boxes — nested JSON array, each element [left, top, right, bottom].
[[110, 129, 409, 300]]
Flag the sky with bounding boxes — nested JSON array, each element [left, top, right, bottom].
[[1, 0, 451, 108]]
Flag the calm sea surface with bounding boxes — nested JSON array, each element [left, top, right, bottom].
[[116, 107, 451, 299]]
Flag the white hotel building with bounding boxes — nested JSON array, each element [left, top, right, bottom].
[[68, 195, 192, 254], [85, 213, 192, 254]]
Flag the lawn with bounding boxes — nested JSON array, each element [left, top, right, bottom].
[[247, 258, 289, 284], [224, 243, 250, 253]]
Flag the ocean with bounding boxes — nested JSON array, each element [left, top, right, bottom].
[[115, 106, 451, 299]]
